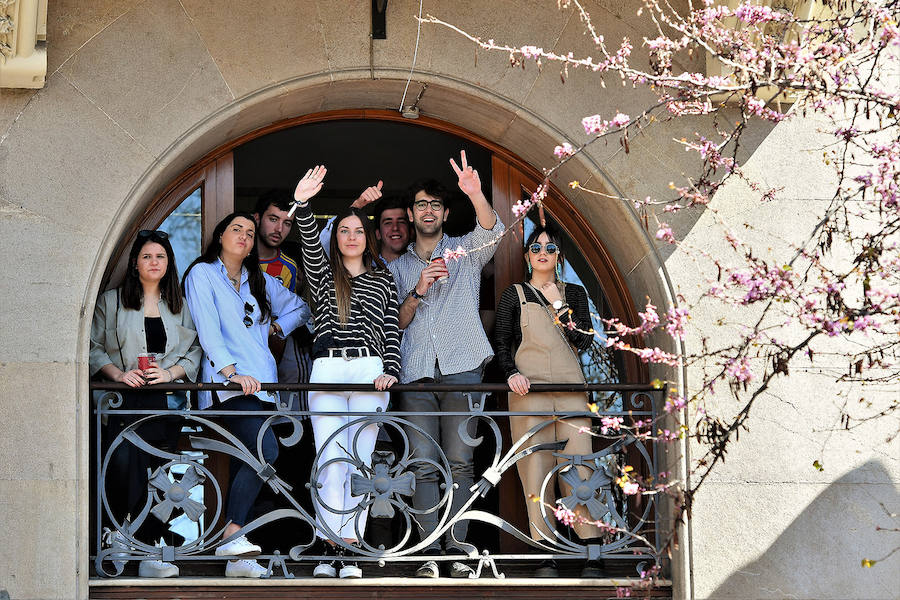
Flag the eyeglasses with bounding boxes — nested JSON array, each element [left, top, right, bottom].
[[243, 302, 254, 328], [138, 229, 169, 240], [413, 199, 444, 212], [528, 242, 559, 255]]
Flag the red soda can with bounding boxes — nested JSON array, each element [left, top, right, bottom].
[[431, 257, 449, 284], [137, 353, 156, 371]]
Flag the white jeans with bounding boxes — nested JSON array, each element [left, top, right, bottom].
[[309, 355, 387, 541]]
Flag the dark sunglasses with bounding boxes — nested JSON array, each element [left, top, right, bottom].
[[243, 302, 254, 328], [413, 199, 444, 212], [138, 229, 170, 240], [528, 242, 559, 255]]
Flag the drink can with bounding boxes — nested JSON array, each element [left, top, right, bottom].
[[431, 257, 449, 283], [137, 353, 156, 371]]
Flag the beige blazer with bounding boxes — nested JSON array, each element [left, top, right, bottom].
[[89, 288, 202, 381]]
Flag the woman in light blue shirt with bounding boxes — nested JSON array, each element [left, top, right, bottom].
[[183, 212, 310, 578]]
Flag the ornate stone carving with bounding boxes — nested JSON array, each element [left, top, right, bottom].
[[0, 0, 47, 88]]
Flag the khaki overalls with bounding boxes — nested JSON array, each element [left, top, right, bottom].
[[507, 283, 599, 541]]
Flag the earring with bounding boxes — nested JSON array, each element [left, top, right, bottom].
[[527, 261, 532, 275], [555, 263, 563, 281]]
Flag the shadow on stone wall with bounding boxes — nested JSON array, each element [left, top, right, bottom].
[[703, 460, 899, 600]]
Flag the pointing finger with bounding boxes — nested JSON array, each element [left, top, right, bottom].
[[449, 157, 462, 175], [460, 149, 468, 170]]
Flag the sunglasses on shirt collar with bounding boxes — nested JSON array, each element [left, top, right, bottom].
[[243, 302, 254, 328]]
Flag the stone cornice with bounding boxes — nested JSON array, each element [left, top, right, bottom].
[[0, 0, 47, 89]]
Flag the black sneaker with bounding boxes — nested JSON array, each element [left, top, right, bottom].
[[580, 558, 605, 578], [313, 542, 337, 578], [534, 559, 559, 577], [339, 544, 362, 578], [448, 561, 474, 578], [415, 559, 440, 578]]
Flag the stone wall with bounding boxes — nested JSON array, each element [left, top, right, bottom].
[[0, 1, 895, 599]]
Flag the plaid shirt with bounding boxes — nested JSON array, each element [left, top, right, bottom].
[[388, 212, 505, 383]]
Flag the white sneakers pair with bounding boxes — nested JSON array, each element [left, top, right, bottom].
[[313, 561, 362, 579], [312, 542, 362, 579]]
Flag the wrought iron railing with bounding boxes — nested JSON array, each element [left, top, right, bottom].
[[90, 381, 664, 579]]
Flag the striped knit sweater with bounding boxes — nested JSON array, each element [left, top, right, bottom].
[[295, 204, 401, 378]]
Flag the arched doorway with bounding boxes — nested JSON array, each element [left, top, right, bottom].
[[89, 109, 658, 579]]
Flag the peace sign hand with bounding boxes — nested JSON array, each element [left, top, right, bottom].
[[449, 150, 482, 199], [293, 165, 327, 205]]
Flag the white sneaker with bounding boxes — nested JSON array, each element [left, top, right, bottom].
[[313, 561, 337, 578], [339, 562, 362, 579], [225, 559, 267, 578], [138, 559, 179, 578], [215, 535, 261, 557], [102, 529, 131, 571]]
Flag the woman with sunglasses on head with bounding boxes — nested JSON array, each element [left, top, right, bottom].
[[494, 224, 603, 578], [90, 229, 202, 578], [291, 166, 400, 579], [182, 212, 311, 578]]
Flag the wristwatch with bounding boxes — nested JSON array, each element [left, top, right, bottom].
[[409, 288, 425, 300], [552, 300, 565, 310]]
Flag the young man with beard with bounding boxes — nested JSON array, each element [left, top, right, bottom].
[[387, 151, 504, 578]]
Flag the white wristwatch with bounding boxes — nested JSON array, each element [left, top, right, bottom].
[[552, 300, 564, 310]]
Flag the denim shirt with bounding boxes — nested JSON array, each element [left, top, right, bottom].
[[184, 259, 312, 409]]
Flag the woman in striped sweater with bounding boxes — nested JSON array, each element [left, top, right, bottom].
[[292, 166, 401, 579]]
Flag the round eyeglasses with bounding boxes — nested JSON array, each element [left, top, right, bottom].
[[413, 199, 444, 212]]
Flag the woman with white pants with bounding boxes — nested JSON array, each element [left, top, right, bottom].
[[292, 166, 401, 579]]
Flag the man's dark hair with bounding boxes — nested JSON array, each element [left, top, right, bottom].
[[373, 196, 409, 225], [253, 189, 293, 216], [406, 179, 451, 209]]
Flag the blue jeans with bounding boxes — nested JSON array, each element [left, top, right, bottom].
[[220, 395, 279, 527], [399, 367, 481, 552]]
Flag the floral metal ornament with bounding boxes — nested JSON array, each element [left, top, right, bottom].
[[148, 465, 206, 522], [557, 455, 625, 528], [350, 451, 416, 519]]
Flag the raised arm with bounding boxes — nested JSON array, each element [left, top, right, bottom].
[[450, 150, 496, 231]]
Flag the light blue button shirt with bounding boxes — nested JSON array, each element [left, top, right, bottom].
[[184, 259, 312, 409]]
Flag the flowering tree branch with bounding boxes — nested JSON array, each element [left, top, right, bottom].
[[422, 0, 900, 571]]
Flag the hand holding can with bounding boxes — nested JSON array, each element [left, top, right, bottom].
[[137, 353, 156, 371], [431, 257, 450, 284]]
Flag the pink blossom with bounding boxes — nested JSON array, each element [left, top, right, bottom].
[[725, 357, 754, 382], [554, 142, 575, 158], [443, 245, 467, 261], [553, 504, 577, 526], [511, 198, 533, 218], [639, 301, 660, 332], [600, 416, 624, 434], [622, 481, 640, 495], [656, 223, 676, 244], [664, 395, 686, 413], [665, 306, 689, 340], [734, 2, 784, 24]]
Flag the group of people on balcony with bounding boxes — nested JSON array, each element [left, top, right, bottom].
[[90, 150, 601, 580]]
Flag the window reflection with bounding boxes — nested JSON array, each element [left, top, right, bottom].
[[159, 188, 202, 282]]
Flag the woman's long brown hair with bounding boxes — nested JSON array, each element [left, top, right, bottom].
[[328, 208, 386, 326]]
